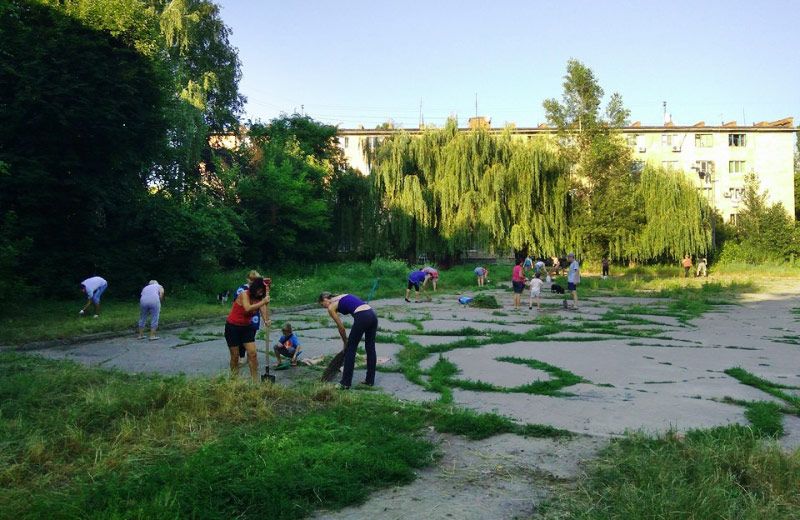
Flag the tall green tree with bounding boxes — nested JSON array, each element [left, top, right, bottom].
[[369, 120, 569, 261], [0, 0, 168, 293], [543, 59, 636, 257], [40, 0, 245, 194]]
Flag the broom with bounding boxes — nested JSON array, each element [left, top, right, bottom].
[[321, 350, 346, 382]]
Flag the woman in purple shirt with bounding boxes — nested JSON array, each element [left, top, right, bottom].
[[318, 292, 378, 388]]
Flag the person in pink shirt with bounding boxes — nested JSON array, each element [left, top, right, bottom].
[[511, 258, 526, 308]]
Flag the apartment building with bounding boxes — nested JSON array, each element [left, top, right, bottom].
[[337, 117, 796, 221]]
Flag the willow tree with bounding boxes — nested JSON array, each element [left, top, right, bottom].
[[609, 167, 712, 261], [369, 119, 569, 260]]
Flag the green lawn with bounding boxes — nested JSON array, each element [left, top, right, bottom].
[[0, 259, 775, 345], [541, 426, 800, 519], [0, 352, 566, 519]]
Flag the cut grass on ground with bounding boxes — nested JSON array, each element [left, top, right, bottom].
[[0, 352, 567, 519]]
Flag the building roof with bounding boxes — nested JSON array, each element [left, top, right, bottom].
[[337, 117, 796, 136]]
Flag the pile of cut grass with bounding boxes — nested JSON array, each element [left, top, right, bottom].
[[468, 293, 501, 308], [541, 426, 800, 519]]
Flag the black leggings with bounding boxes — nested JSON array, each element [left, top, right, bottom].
[[341, 309, 378, 387]]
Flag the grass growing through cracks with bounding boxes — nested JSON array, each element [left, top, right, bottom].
[[0, 352, 566, 518], [541, 425, 800, 519], [724, 367, 800, 410], [433, 356, 587, 397]]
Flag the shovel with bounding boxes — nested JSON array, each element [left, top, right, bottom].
[[261, 319, 275, 383]]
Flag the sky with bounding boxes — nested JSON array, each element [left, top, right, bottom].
[[218, 0, 799, 130]]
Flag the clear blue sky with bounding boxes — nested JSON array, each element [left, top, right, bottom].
[[219, 0, 799, 129]]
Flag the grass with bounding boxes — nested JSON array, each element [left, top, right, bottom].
[[0, 260, 510, 346], [744, 401, 786, 437], [541, 425, 800, 520], [724, 367, 800, 410], [0, 351, 566, 518], [1, 260, 760, 345], [468, 293, 501, 308]]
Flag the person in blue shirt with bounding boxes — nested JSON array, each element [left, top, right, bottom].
[[405, 269, 431, 303], [273, 322, 302, 366]]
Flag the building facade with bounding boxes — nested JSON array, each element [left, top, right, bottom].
[[337, 118, 796, 222]]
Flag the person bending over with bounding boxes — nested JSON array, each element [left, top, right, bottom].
[[319, 292, 378, 389], [405, 269, 430, 303], [138, 280, 164, 340], [79, 276, 108, 318], [422, 266, 439, 291], [474, 266, 488, 286]]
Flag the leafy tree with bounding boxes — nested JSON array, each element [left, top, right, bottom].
[[724, 173, 798, 262], [0, 1, 167, 294], [543, 59, 636, 258], [225, 117, 345, 264], [369, 120, 569, 261], [41, 0, 245, 194]]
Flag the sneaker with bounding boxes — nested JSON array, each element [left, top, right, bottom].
[[93, 315, 99, 319], [79, 310, 85, 316], [404, 298, 411, 303], [149, 336, 160, 341], [528, 306, 532, 310]]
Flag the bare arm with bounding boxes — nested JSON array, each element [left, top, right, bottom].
[[240, 291, 269, 313], [327, 304, 348, 347]]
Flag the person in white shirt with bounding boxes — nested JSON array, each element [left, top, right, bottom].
[[566, 253, 580, 310], [138, 280, 165, 340], [528, 272, 545, 310], [79, 276, 108, 318]]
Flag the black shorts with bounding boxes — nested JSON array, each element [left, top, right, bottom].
[[407, 280, 420, 291], [512, 281, 525, 294], [225, 322, 256, 348]]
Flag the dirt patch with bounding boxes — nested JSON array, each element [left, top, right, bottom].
[[313, 433, 605, 520]]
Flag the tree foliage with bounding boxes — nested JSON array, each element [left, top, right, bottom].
[[719, 173, 799, 263], [0, 0, 246, 296], [369, 120, 569, 260]]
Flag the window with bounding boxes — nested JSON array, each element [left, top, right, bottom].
[[728, 160, 746, 174], [662, 161, 679, 170], [695, 134, 713, 147], [625, 134, 637, 146], [344, 137, 349, 147], [661, 134, 676, 146], [695, 160, 715, 181], [728, 134, 746, 147], [729, 214, 737, 225], [728, 187, 745, 200], [636, 135, 646, 152]]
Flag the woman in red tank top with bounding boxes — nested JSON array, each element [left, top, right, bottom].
[[225, 277, 271, 382]]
